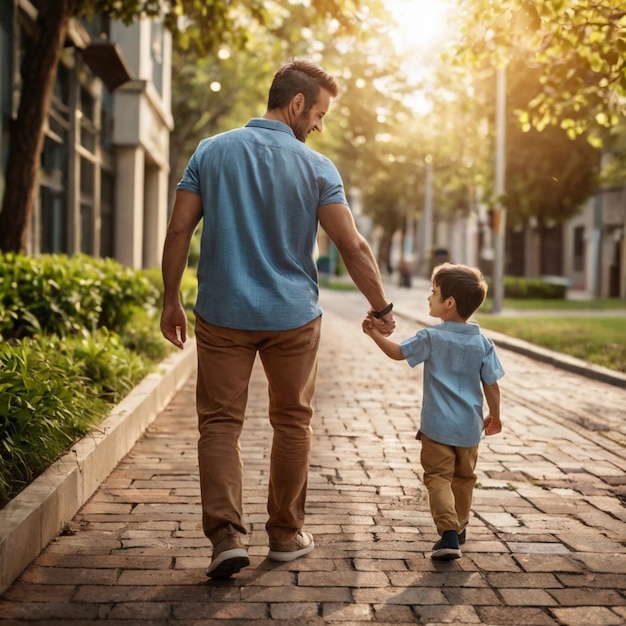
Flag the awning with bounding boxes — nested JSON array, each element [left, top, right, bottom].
[[80, 42, 133, 92]]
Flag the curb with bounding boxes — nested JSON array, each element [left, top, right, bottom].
[[395, 307, 626, 390], [0, 341, 197, 595]]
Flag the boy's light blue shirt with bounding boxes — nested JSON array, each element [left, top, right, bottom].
[[176, 118, 348, 331], [400, 321, 505, 447]]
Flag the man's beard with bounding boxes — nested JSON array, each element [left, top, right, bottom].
[[293, 115, 310, 143]]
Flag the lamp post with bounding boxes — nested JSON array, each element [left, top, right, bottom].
[[492, 66, 507, 313], [416, 154, 434, 277]]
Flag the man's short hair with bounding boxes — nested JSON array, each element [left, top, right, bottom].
[[267, 59, 339, 111]]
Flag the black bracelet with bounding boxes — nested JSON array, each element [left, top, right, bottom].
[[372, 302, 393, 319]]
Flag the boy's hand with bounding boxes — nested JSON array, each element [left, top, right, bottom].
[[363, 313, 395, 337], [362, 317, 375, 336], [483, 415, 502, 436]]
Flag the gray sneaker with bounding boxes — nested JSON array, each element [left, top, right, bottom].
[[207, 535, 250, 578], [268, 530, 315, 562]]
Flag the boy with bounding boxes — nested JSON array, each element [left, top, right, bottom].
[[362, 263, 504, 560]]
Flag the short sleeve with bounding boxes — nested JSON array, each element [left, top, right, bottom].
[[400, 329, 431, 368], [318, 157, 348, 207], [480, 338, 505, 385], [176, 141, 204, 194]]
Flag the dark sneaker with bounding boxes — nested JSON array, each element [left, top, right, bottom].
[[268, 530, 315, 562], [431, 530, 462, 560], [458, 529, 466, 545], [207, 535, 250, 578]]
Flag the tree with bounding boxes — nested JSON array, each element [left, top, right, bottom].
[[0, 0, 78, 253], [450, 0, 626, 140], [504, 59, 601, 226], [0, 0, 372, 253]]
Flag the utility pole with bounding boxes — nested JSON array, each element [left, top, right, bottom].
[[417, 154, 433, 278], [492, 66, 507, 313]]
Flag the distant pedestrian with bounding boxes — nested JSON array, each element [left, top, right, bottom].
[[160, 58, 395, 579], [362, 263, 504, 559]]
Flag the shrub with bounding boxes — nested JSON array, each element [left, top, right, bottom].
[[0, 254, 189, 507], [0, 337, 107, 503], [0, 253, 160, 340], [487, 276, 567, 300], [0, 328, 158, 505]]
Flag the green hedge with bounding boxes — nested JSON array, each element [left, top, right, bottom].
[[0, 253, 176, 507], [487, 276, 567, 300], [0, 253, 159, 339]]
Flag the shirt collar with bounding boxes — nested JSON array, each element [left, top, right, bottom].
[[246, 118, 295, 138], [438, 321, 481, 334]]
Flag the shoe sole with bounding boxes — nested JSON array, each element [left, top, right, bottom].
[[268, 538, 315, 562], [431, 548, 462, 560], [207, 548, 250, 578]]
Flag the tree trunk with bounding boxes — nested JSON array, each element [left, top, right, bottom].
[[0, 0, 77, 253]]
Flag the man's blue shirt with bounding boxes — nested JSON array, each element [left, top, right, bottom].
[[177, 119, 348, 330], [400, 321, 505, 447]]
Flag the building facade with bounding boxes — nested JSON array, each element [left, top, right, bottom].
[[0, 0, 173, 269], [432, 188, 625, 299]]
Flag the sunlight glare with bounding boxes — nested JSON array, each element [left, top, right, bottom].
[[383, 0, 454, 114], [385, 0, 452, 53]]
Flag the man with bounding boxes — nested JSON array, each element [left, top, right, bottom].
[[160, 58, 395, 579]]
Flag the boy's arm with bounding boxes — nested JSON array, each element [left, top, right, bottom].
[[362, 319, 405, 360], [482, 381, 502, 435]]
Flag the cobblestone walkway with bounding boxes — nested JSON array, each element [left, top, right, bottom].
[[0, 287, 625, 625]]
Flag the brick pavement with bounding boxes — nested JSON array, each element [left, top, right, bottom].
[[1, 286, 625, 625]]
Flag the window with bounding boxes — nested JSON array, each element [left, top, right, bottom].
[[100, 170, 115, 257], [101, 87, 114, 153], [573, 226, 584, 272], [78, 87, 99, 255], [80, 87, 97, 154], [40, 185, 67, 253]]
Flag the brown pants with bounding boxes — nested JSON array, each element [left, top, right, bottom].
[[419, 433, 479, 536], [194, 314, 321, 547]]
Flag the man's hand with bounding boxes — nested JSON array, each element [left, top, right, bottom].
[[366, 312, 395, 337], [160, 304, 188, 350]]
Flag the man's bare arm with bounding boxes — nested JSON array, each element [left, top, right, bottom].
[[319, 203, 394, 333], [160, 190, 203, 348]]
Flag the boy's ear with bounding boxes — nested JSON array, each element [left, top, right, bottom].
[[445, 296, 456, 310]]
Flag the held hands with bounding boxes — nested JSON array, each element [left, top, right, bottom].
[[364, 311, 396, 337], [483, 414, 502, 436]]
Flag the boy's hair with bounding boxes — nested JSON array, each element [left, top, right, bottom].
[[432, 263, 488, 320], [267, 59, 339, 113]]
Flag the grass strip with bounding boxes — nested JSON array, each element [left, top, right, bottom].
[[475, 315, 626, 373]]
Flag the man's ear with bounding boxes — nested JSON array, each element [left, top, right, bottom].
[[292, 93, 306, 113]]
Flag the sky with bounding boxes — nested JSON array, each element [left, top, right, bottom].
[[384, 0, 454, 54], [379, 0, 455, 114]]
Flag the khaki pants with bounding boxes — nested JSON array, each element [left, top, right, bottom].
[[194, 314, 321, 547], [419, 433, 479, 536]]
